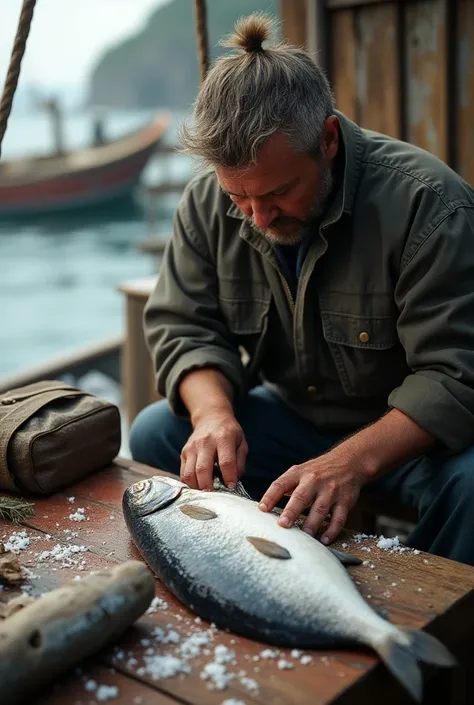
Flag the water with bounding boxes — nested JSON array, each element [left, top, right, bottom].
[[0, 108, 192, 378]]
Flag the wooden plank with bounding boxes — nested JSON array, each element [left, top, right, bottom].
[[35, 667, 180, 705], [279, 0, 308, 47], [355, 3, 401, 137], [1, 459, 474, 705], [457, 0, 474, 186], [331, 10, 358, 121], [405, 0, 448, 160]]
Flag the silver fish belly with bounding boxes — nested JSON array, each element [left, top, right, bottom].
[[123, 475, 455, 702]]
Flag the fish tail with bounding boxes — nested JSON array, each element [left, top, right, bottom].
[[375, 628, 456, 702]]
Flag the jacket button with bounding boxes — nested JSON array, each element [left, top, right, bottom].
[[307, 385, 317, 394], [359, 331, 370, 343]]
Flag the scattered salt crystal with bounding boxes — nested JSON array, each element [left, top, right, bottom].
[[300, 655, 312, 665], [341, 542, 348, 548], [200, 662, 234, 690], [68, 496, 75, 503], [376, 536, 401, 551], [417, 588, 423, 592], [69, 508, 86, 522], [45, 534, 51, 540], [114, 649, 125, 660], [240, 676, 259, 692], [5, 530, 30, 552], [252, 655, 260, 662], [146, 596, 168, 613], [362, 560, 370, 566], [277, 659, 294, 670], [73, 576, 82, 582], [214, 645, 235, 664], [195, 617, 202, 624], [369, 563, 375, 569], [109, 516, 115, 520], [414, 549, 420, 555], [150, 627, 180, 644], [290, 649, 302, 658], [391, 583, 397, 587], [133, 698, 144, 705], [260, 648, 278, 659], [96, 684, 119, 701], [360, 546, 371, 552], [140, 639, 151, 647], [367, 594, 372, 599], [142, 654, 190, 680], [84, 680, 97, 692], [180, 630, 212, 659], [423, 559, 429, 564], [221, 700, 246, 705], [374, 575, 380, 580]]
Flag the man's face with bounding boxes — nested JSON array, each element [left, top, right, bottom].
[[216, 117, 340, 246]]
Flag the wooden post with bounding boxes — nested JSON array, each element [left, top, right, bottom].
[[279, 0, 308, 46], [306, 0, 328, 71]]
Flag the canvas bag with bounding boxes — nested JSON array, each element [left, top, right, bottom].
[[0, 380, 121, 495]]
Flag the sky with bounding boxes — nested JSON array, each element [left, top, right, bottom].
[[0, 0, 166, 91]]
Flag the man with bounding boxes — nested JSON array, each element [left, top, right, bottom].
[[129, 13, 474, 565]]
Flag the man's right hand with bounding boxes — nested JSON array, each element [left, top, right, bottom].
[[180, 411, 248, 490]]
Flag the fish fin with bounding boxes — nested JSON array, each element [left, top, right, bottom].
[[328, 548, 363, 566], [404, 629, 457, 667], [375, 629, 456, 703], [246, 536, 292, 560], [179, 504, 218, 520]]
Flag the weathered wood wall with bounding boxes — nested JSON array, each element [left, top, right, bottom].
[[279, 0, 474, 185]]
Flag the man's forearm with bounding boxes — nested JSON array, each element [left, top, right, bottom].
[[179, 368, 234, 427], [337, 408, 439, 481]]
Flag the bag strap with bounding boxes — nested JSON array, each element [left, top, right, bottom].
[[0, 388, 84, 491], [0, 381, 78, 404]]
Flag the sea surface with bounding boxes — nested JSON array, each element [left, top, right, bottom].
[[0, 107, 192, 378]]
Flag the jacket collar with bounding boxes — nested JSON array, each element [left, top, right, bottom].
[[226, 110, 364, 225]]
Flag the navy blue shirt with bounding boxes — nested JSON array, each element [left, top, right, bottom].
[[274, 235, 313, 299]]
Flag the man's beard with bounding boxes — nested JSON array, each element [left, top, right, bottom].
[[248, 162, 335, 246]]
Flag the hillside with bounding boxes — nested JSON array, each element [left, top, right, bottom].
[[88, 0, 279, 110]]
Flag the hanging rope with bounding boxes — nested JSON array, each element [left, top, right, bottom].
[[193, 0, 209, 84], [0, 0, 37, 159]]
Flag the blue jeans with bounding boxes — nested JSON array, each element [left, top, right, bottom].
[[129, 385, 474, 566]]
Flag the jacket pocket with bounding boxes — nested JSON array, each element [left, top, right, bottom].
[[320, 295, 408, 397], [218, 278, 271, 335]]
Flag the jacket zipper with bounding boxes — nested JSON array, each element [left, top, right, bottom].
[[278, 272, 295, 313]]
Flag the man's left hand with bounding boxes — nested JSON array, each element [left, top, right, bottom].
[[258, 447, 370, 545]]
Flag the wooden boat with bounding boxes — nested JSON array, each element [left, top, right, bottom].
[[0, 113, 170, 217]]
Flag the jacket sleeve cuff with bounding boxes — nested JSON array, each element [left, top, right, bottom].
[[164, 348, 245, 418], [388, 373, 474, 452]]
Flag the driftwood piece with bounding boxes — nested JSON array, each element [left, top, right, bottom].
[[0, 542, 24, 583], [0, 560, 155, 705], [0, 594, 35, 619]]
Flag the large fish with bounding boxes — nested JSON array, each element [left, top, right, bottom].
[[123, 475, 455, 702]]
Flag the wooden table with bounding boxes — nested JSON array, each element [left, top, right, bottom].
[[117, 276, 160, 425], [1, 458, 474, 705]]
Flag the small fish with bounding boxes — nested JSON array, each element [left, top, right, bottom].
[[123, 475, 455, 702]]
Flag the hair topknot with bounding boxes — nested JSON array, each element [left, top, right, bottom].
[[220, 12, 276, 53]]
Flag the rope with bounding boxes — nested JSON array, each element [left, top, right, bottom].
[[193, 0, 209, 84], [0, 0, 37, 159]]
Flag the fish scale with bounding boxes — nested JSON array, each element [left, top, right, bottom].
[[123, 475, 456, 703]]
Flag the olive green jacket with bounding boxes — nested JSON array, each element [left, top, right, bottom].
[[144, 111, 474, 452]]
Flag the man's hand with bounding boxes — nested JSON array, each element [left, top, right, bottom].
[[258, 446, 368, 545], [258, 408, 438, 545], [180, 411, 248, 490]]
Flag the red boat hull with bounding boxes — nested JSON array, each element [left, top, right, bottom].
[[0, 115, 170, 216]]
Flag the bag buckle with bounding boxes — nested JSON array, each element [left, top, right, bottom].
[[0, 397, 16, 405]]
